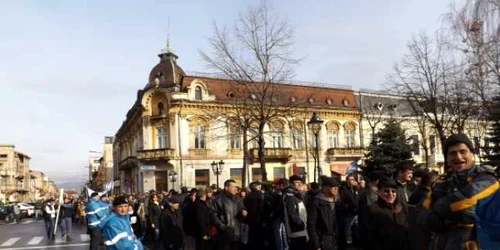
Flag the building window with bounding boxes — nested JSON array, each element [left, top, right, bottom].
[[429, 135, 436, 154], [346, 130, 355, 148], [230, 168, 243, 187], [194, 125, 206, 149], [328, 130, 339, 148], [229, 127, 241, 149], [195, 86, 202, 100], [252, 168, 262, 181], [273, 167, 286, 180], [248, 130, 259, 148], [410, 135, 420, 155], [157, 102, 164, 115], [271, 127, 283, 148], [195, 169, 209, 186], [291, 128, 303, 149], [156, 127, 168, 149]]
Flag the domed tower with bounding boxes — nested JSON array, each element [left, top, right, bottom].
[[146, 41, 186, 91]]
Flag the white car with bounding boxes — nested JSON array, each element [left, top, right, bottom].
[[17, 203, 35, 217]]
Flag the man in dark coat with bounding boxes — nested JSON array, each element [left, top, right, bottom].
[[366, 178, 410, 250], [210, 179, 247, 250], [358, 173, 381, 250], [283, 175, 308, 250], [193, 189, 211, 250], [339, 174, 359, 245], [307, 177, 342, 250], [395, 162, 415, 206], [244, 181, 268, 250], [160, 195, 184, 250]]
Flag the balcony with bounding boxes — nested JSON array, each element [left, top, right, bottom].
[[326, 147, 364, 158], [118, 156, 138, 171], [137, 148, 175, 162], [249, 148, 293, 163]]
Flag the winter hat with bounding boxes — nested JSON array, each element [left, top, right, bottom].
[[321, 177, 340, 187], [378, 178, 398, 189], [112, 196, 128, 206], [90, 192, 99, 198], [289, 175, 303, 183], [443, 133, 475, 155], [169, 195, 182, 204]]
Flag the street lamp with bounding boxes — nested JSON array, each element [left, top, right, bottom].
[[211, 160, 225, 189], [168, 170, 178, 191], [308, 112, 324, 184]]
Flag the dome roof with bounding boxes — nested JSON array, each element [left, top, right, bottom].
[[147, 51, 185, 89]]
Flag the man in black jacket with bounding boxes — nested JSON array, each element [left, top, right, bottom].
[[193, 189, 211, 250], [307, 177, 342, 250], [160, 195, 184, 250], [210, 179, 247, 250], [283, 175, 308, 250], [59, 197, 74, 241], [395, 162, 415, 206], [340, 174, 359, 245]]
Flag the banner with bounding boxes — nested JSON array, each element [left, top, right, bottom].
[[345, 161, 358, 176], [53, 188, 64, 235], [86, 181, 114, 198]]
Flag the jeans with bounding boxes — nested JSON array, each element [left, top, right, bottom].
[[60, 217, 72, 236], [89, 227, 102, 250], [44, 219, 55, 238]]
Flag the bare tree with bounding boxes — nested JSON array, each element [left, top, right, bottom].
[[200, 2, 300, 181], [389, 32, 463, 152]]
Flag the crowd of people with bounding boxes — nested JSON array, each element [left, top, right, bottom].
[[37, 133, 499, 250]]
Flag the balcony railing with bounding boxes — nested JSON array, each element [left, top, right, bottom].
[[249, 148, 293, 163], [118, 156, 138, 171], [137, 148, 175, 161], [326, 147, 364, 157]]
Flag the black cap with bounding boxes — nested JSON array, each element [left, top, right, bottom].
[[149, 189, 156, 193], [277, 178, 289, 186], [321, 177, 340, 187], [378, 178, 398, 189], [289, 175, 303, 183], [112, 196, 128, 206], [169, 195, 182, 204], [443, 133, 474, 155], [90, 192, 99, 198]]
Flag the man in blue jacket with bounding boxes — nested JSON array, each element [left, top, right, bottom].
[[86, 192, 110, 250], [418, 134, 499, 250], [100, 196, 143, 250]]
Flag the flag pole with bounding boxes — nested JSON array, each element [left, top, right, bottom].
[[53, 188, 64, 236]]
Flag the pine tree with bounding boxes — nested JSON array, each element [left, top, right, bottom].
[[484, 94, 500, 167], [364, 117, 415, 176]]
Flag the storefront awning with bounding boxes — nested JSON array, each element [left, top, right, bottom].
[[330, 162, 351, 176]]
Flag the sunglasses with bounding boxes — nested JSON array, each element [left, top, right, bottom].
[[382, 189, 396, 194]]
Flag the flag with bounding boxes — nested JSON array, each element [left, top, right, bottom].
[[346, 161, 358, 176]]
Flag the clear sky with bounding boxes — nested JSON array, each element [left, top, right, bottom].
[[0, 0, 454, 189]]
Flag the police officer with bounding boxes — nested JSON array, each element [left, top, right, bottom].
[[418, 133, 500, 250], [86, 192, 110, 250], [100, 196, 143, 250]]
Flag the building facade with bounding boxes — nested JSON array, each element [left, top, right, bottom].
[[113, 50, 364, 193], [0, 145, 32, 202]]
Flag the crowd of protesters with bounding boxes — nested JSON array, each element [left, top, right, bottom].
[[33, 133, 499, 250]]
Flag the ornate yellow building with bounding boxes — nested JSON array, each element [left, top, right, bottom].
[[113, 50, 363, 193]]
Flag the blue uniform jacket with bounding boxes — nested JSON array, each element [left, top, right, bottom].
[[99, 212, 144, 250], [86, 199, 110, 228]]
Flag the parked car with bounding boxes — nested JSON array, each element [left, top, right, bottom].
[[16, 203, 35, 217]]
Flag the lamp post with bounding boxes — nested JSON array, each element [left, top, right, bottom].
[[308, 112, 324, 184], [211, 160, 225, 189], [168, 170, 178, 191]]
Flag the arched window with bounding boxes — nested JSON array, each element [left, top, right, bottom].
[[291, 128, 303, 149], [195, 86, 202, 100], [229, 126, 241, 149], [194, 125, 206, 148], [345, 122, 356, 148], [327, 122, 340, 148], [157, 102, 164, 115], [270, 120, 284, 148]]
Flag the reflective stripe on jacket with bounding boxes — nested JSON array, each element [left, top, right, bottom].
[[85, 199, 110, 228], [100, 212, 143, 250]]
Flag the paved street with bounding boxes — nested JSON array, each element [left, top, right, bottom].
[[0, 218, 89, 250]]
